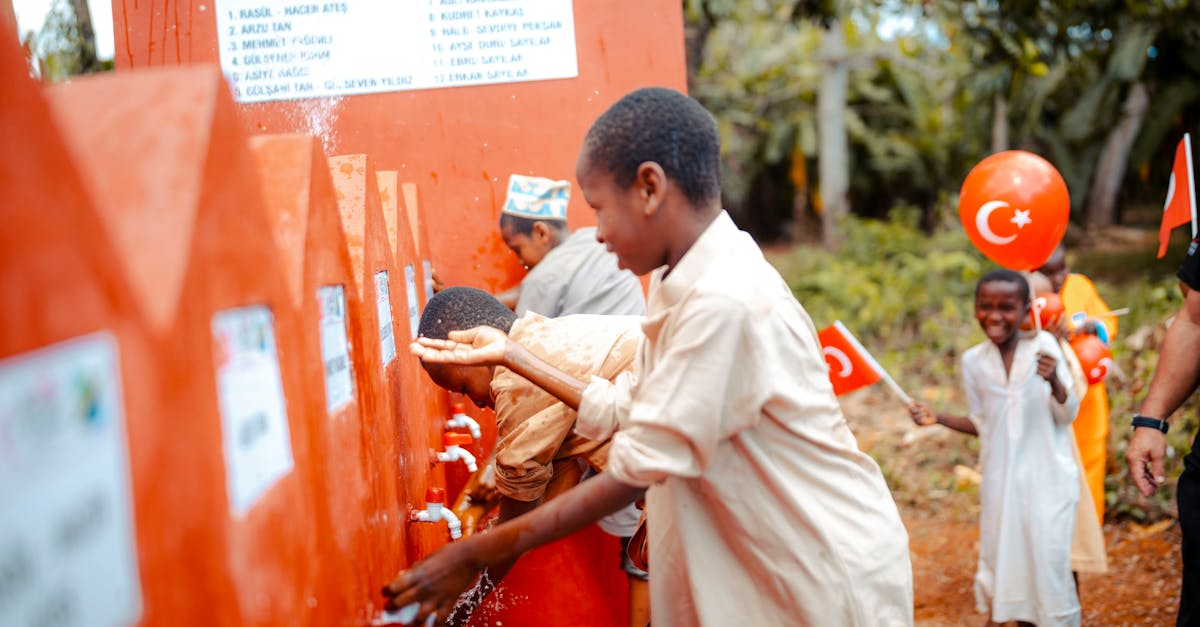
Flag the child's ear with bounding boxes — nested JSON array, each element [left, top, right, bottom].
[[636, 161, 667, 217]]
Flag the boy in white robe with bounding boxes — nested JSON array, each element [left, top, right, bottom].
[[384, 87, 914, 626], [910, 269, 1081, 627]]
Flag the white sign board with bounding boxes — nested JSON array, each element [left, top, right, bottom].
[[211, 306, 294, 517], [422, 259, 435, 304], [317, 285, 354, 413], [404, 264, 421, 342], [0, 333, 142, 627], [375, 271, 397, 367], [215, 0, 579, 103]]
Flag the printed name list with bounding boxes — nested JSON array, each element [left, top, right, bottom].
[[215, 0, 578, 103]]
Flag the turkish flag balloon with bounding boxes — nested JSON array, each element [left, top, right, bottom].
[[959, 151, 1070, 270], [1030, 291, 1065, 328], [1070, 334, 1113, 385]]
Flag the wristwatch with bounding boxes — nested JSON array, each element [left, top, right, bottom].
[[1132, 415, 1170, 434]]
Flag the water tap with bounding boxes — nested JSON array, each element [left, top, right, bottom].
[[436, 432, 478, 472], [410, 487, 462, 540], [446, 400, 481, 440]]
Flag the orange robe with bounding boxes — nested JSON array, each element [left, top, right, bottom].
[[1061, 273, 1117, 524]]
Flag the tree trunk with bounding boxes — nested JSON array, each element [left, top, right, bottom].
[[818, 19, 849, 249], [69, 0, 101, 73], [1087, 82, 1148, 227], [991, 94, 1009, 153]]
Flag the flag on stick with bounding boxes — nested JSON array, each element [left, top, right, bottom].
[[818, 321, 911, 404], [1158, 133, 1197, 259]]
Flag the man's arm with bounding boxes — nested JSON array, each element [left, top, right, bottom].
[[382, 472, 644, 624], [1128, 287, 1200, 495]]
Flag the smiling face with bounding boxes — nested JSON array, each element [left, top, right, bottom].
[[422, 362, 494, 409], [975, 279, 1029, 348], [575, 151, 665, 276]]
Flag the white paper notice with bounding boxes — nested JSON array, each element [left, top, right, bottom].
[[317, 284, 354, 413], [0, 332, 142, 627], [215, 0, 579, 103], [422, 259, 435, 304], [375, 271, 397, 367], [404, 264, 421, 341], [211, 306, 294, 517]]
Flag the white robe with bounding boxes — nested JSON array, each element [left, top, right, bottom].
[[962, 331, 1081, 626], [577, 212, 913, 626]]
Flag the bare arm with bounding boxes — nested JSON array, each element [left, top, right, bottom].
[[412, 326, 588, 410], [908, 401, 978, 436], [1128, 288, 1200, 496], [494, 286, 520, 311], [382, 473, 645, 624]]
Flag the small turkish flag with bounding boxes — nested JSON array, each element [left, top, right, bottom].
[[818, 321, 883, 396], [1158, 134, 1196, 259]]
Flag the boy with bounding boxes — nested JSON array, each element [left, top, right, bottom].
[[910, 269, 1080, 626], [385, 87, 913, 626], [495, 174, 644, 318], [414, 287, 643, 620], [1038, 245, 1117, 525]]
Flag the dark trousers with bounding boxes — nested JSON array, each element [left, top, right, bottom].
[[1180, 444, 1200, 626]]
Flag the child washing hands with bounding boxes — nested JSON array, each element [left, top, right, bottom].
[[909, 268, 1081, 627]]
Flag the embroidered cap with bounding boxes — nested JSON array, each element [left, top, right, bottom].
[[501, 174, 570, 221]]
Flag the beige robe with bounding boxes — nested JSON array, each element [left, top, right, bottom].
[[490, 312, 642, 502], [577, 212, 913, 626]]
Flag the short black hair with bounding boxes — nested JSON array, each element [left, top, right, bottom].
[[582, 87, 721, 208], [976, 268, 1030, 304], [418, 286, 518, 340], [499, 212, 567, 237]]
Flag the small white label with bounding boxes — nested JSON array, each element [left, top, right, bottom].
[[0, 332, 142, 627], [375, 271, 397, 367], [317, 285, 354, 413], [422, 259, 435, 304], [212, 306, 294, 517], [214, 1, 580, 104], [405, 264, 421, 341]]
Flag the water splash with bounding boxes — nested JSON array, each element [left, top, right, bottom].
[[283, 96, 343, 156]]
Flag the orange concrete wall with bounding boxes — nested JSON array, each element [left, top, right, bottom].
[[111, 0, 688, 293]]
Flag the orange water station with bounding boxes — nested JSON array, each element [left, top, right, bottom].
[[0, 1, 686, 625]]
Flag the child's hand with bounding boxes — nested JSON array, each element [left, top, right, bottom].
[[1047, 316, 1070, 340], [907, 401, 936, 427], [1035, 351, 1058, 382]]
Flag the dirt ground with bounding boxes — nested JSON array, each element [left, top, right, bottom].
[[906, 508, 1182, 626], [838, 386, 1186, 626]]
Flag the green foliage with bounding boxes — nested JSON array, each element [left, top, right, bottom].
[[773, 202, 989, 386]]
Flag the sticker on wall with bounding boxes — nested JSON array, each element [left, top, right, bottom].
[[317, 284, 354, 413], [0, 332, 142, 627], [422, 259, 435, 305], [375, 270, 397, 367], [211, 306, 294, 517], [405, 264, 420, 342]]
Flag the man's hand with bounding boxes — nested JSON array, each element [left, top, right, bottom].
[[381, 537, 489, 625], [411, 326, 510, 367], [1126, 427, 1168, 497], [907, 401, 936, 427], [1035, 351, 1058, 382]]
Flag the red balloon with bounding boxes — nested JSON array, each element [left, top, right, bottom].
[[1070, 334, 1112, 385], [1030, 292, 1065, 328], [959, 151, 1070, 270]]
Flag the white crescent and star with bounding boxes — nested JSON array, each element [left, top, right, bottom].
[[823, 346, 853, 378], [1165, 173, 1177, 212], [975, 200, 1033, 246], [1090, 357, 1112, 381]]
